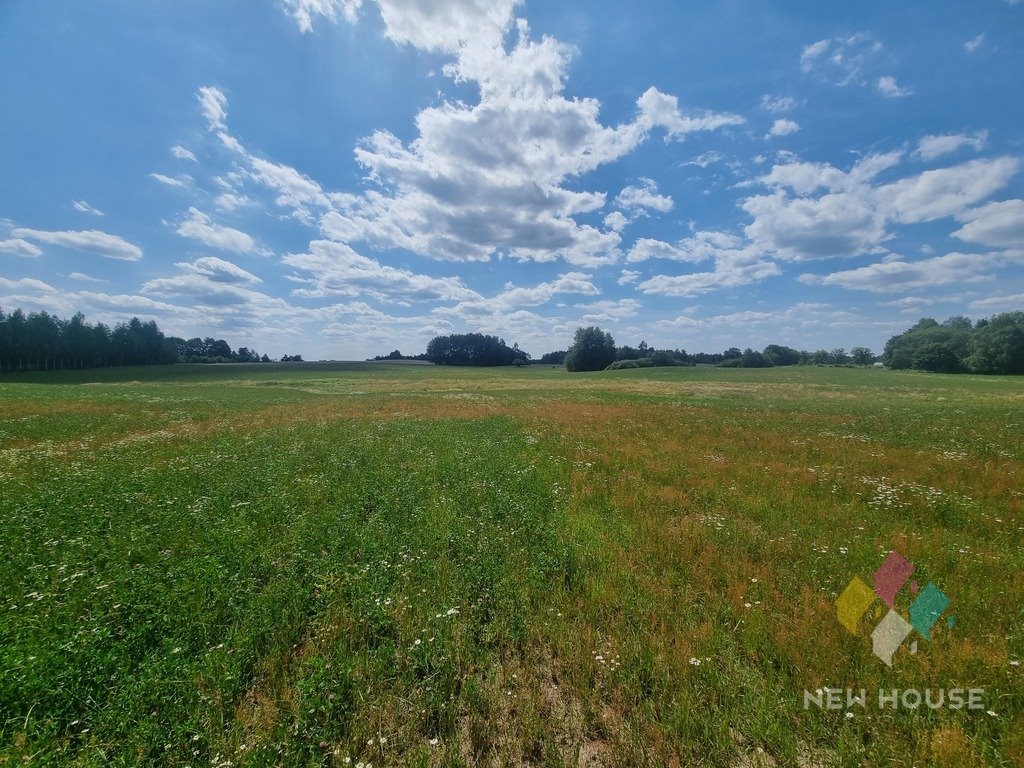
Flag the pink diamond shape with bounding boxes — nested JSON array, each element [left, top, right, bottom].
[[874, 551, 914, 607]]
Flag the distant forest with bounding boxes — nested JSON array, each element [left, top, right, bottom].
[[0, 307, 295, 373]]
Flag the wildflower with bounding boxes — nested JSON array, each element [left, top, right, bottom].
[[689, 658, 701, 666]]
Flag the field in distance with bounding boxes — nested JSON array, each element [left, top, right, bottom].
[[1, 363, 1022, 766]]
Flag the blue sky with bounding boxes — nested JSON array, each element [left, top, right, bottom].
[[1, 0, 1022, 360]]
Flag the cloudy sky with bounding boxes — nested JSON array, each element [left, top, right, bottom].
[[2, 1, 1023, 359]]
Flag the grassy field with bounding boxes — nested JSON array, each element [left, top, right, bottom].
[[1, 363, 1022, 767]]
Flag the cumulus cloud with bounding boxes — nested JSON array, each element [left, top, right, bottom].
[[617, 269, 640, 285], [766, 119, 800, 138], [0, 238, 43, 257], [876, 75, 912, 98], [575, 298, 641, 322], [615, 178, 673, 213], [205, 3, 746, 274], [799, 251, 1006, 292], [215, 192, 254, 212], [634, 231, 780, 297], [446, 271, 599, 318], [635, 86, 745, 137], [953, 199, 1024, 248], [373, 0, 518, 52], [913, 130, 988, 161], [176, 208, 255, 253], [882, 157, 1019, 223], [143, 258, 264, 306], [11, 228, 142, 261], [741, 153, 1016, 261], [230, 10, 739, 268], [283, 239, 480, 303], [603, 211, 630, 232]]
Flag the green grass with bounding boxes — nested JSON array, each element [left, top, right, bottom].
[[1, 363, 1022, 766]]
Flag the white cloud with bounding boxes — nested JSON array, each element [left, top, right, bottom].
[[883, 157, 1018, 223], [969, 293, 1024, 311], [617, 269, 640, 285], [215, 192, 253, 212], [635, 231, 780, 297], [72, 200, 104, 216], [964, 33, 985, 53], [171, 145, 198, 162], [760, 95, 798, 114], [0, 238, 43, 257], [283, 239, 480, 303], [877, 75, 912, 98], [180, 256, 262, 285], [282, 0, 363, 32], [766, 119, 800, 138], [373, 0, 518, 52], [685, 151, 725, 168], [250, 157, 330, 222], [150, 173, 190, 188], [800, 34, 884, 86], [68, 272, 106, 283], [877, 295, 938, 312], [635, 86, 745, 138], [575, 298, 641, 322], [11, 228, 142, 261], [800, 251, 1006, 293], [313, 22, 738, 266], [176, 208, 255, 253], [742, 186, 889, 261], [197, 86, 228, 130], [603, 211, 630, 232], [913, 130, 988, 161], [953, 199, 1024, 248], [741, 153, 1016, 261], [615, 178, 673, 213], [656, 303, 861, 337], [218, 9, 742, 269]]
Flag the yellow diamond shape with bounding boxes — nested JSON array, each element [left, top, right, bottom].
[[836, 576, 875, 634]]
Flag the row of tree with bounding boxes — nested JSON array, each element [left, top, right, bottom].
[[0, 309, 179, 372], [172, 337, 272, 364], [883, 313, 1024, 374], [0, 307, 299, 373], [554, 328, 879, 372]]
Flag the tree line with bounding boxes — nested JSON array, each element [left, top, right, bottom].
[[424, 333, 530, 366], [0, 307, 300, 373], [882, 313, 1024, 374]]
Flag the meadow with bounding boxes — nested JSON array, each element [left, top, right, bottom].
[[0, 362, 1021, 767]]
